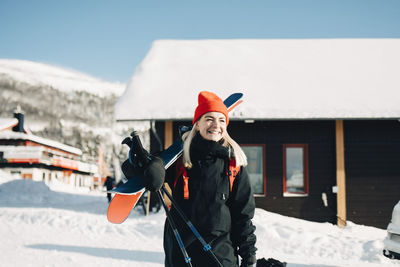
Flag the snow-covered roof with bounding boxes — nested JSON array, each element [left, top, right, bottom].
[[0, 59, 125, 97], [0, 131, 82, 155], [0, 118, 18, 131], [116, 39, 400, 121]]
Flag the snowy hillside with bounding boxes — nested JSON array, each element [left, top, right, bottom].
[[0, 175, 399, 267], [0, 59, 149, 165], [0, 59, 125, 97]]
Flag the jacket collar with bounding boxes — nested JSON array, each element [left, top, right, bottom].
[[190, 132, 229, 160]]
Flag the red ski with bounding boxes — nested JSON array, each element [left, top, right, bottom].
[[107, 188, 145, 224]]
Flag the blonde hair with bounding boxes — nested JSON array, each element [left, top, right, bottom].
[[182, 122, 247, 169]]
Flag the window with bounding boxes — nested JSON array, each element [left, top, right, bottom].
[[241, 145, 266, 196], [283, 144, 309, 196]]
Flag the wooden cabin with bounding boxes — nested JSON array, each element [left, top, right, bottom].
[[115, 39, 400, 229]]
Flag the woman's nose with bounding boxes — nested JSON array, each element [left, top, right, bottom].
[[211, 120, 219, 127]]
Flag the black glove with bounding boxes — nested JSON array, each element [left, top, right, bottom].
[[256, 257, 287, 267], [121, 158, 142, 179], [121, 154, 165, 192], [240, 255, 257, 266], [143, 155, 165, 191], [121, 131, 165, 192]]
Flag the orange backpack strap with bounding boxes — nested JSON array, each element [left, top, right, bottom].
[[228, 158, 241, 192], [182, 173, 189, 200], [174, 157, 189, 200], [174, 157, 240, 199]]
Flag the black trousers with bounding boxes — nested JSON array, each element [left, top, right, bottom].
[[163, 222, 238, 267]]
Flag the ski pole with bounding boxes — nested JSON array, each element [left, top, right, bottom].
[[156, 190, 193, 267], [161, 186, 223, 267]]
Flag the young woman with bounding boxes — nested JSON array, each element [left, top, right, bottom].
[[163, 91, 257, 267]]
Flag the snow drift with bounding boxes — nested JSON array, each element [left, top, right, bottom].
[[0, 177, 399, 267]]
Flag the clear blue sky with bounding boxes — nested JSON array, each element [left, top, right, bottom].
[[1, 0, 399, 83]]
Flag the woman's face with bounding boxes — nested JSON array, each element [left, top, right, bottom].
[[195, 112, 227, 142]]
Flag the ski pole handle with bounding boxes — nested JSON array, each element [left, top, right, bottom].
[[130, 131, 151, 166]]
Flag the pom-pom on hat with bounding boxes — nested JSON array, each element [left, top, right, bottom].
[[193, 91, 229, 125]]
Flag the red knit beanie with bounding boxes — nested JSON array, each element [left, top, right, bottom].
[[193, 91, 229, 125]]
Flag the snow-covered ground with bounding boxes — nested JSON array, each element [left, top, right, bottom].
[[0, 173, 399, 267]]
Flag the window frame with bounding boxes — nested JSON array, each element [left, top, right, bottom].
[[240, 144, 266, 197], [282, 144, 309, 197]]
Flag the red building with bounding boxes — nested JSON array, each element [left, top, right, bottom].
[[0, 112, 99, 189]]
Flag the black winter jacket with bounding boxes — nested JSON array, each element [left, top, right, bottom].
[[164, 133, 257, 267]]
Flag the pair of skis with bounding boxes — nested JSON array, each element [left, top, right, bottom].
[[107, 92, 243, 223], [107, 93, 243, 266]]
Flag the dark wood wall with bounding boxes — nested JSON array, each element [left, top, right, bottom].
[[229, 120, 337, 224], [151, 119, 400, 228], [164, 120, 338, 224], [344, 120, 400, 229]]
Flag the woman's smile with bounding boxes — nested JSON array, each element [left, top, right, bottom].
[[196, 112, 227, 142]]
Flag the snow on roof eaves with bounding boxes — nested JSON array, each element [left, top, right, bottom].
[[0, 131, 82, 155], [116, 39, 400, 121]]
